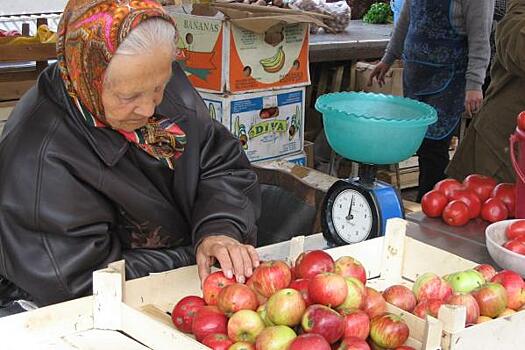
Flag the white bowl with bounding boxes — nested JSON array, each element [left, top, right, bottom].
[[485, 219, 525, 277]]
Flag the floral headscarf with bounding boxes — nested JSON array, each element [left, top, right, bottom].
[[57, 0, 186, 169]]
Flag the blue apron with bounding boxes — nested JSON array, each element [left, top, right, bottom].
[[403, 0, 468, 140]]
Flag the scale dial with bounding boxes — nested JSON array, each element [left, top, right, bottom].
[[322, 180, 381, 246], [331, 189, 373, 243]]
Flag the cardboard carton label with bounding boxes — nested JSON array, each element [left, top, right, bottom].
[[200, 88, 304, 162], [229, 23, 310, 93], [229, 89, 303, 161], [173, 14, 224, 92]]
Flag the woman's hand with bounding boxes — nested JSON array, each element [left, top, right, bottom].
[[464, 90, 484, 117], [196, 235, 259, 285], [368, 62, 392, 87]]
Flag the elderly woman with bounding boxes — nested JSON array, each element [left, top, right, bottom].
[[0, 0, 260, 309], [448, 0, 525, 182], [370, 0, 494, 202]]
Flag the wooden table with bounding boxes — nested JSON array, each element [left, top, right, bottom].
[[309, 20, 393, 63]]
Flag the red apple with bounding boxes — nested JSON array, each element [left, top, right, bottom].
[[171, 295, 205, 333], [476, 316, 492, 324], [395, 347, 416, 350], [445, 293, 480, 325], [255, 325, 297, 350], [472, 283, 508, 317], [491, 270, 525, 310], [309, 273, 348, 307], [334, 256, 367, 285], [246, 277, 268, 305], [369, 313, 409, 349], [463, 174, 497, 202], [413, 299, 444, 319], [257, 304, 275, 327], [229, 342, 255, 350], [218, 284, 258, 315], [266, 288, 306, 327], [295, 250, 335, 279], [288, 334, 331, 350], [227, 310, 265, 343], [474, 264, 497, 282], [336, 336, 371, 350], [192, 305, 228, 342], [412, 272, 451, 301], [340, 309, 370, 340], [289, 279, 312, 306], [202, 333, 233, 350], [203, 271, 236, 306], [498, 308, 516, 317], [338, 277, 366, 310], [363, 287, 387, 319], [301, 304, 345, 344], [382, 285, 417, 313], [250, 260, 292, 298]]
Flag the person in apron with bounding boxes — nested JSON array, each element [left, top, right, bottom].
[[370, 0, 494, 201]]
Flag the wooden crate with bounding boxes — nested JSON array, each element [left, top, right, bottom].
[[1, 219, 524, 349]]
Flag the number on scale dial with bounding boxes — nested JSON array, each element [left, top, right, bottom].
[[331, 189, 373, 243]]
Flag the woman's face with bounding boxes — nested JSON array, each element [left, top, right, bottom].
[[101, 49, 173, 131]]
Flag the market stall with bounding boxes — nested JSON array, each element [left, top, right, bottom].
[[1, 1, 524, 350]]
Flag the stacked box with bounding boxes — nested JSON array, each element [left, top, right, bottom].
[[201, 87, 305, 163], [167, 5, 312, 163]]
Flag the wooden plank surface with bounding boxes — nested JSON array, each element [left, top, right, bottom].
[[39, 329, 150, 350], [0, 43, 56, 62]]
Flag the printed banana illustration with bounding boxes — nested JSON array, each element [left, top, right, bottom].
[[208, 103, 216, 120], [259, 46, 285, 73]]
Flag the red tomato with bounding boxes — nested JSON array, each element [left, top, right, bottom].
[[421, 190, 449, 218], [514, 233, 525, 243], [481, 198, 509, 223], [434, 179, 463, 199], [463, 174, 497, 202], [449, 189, 482, 219], [506, 220, 525, 240], [503, 240, 525, 255], [491, 183, 516, 217], [442, 200, 470, 226], [517, 111, 525, 131]]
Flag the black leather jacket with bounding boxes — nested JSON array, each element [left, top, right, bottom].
[[0, 62, 260, 306]]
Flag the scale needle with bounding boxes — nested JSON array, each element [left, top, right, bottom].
[[346, 195, 354, 221]]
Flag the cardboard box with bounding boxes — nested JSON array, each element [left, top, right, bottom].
[[201, 87, 305, 162], [283, 151, 307, 166], [168, 5, 319, 94], [350, 60, 404, 96]]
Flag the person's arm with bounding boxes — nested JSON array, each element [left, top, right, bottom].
[[464, 0, 495, 92], [381, 0, 411, 65], [190, 100, 261, 283], [495, 3, 525, 78]]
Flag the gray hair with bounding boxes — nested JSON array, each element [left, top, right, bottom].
[[116, 18, 177, 57]]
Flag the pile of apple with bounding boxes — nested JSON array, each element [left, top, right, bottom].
[[171, 251, 412, 350], [422, 174, 516, 226], [502, 220, 525, 255], [406, 264, 525, 327]]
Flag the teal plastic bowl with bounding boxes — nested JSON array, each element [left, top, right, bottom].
[[315, 92, 437, 165]]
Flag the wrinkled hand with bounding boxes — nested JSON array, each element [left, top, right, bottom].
[[464, 90, 484, 117], [196, 235, 259, 285], [368, 62, 391, 87]]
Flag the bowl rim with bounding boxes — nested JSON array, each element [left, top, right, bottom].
[[485, 219, 525, 260], [315, 91, 438, 124]]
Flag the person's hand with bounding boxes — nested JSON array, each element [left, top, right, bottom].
[[196, 235, 259, 285], [464, 90, 484, 117], [368, 62, 392, 87]]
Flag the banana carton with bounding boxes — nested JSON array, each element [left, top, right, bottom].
[[200, 87, 305, 162], [167, 4, 323, 94]]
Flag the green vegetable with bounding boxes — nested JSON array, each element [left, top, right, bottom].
[[363, 2, 393, 24]]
